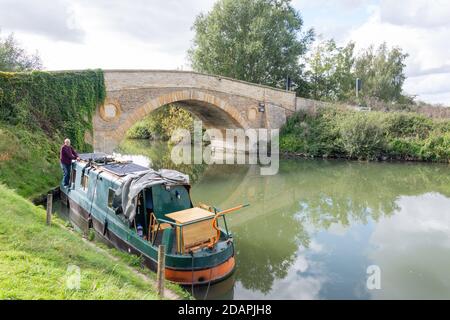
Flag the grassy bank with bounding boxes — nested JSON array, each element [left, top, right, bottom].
[[0, 184, 185, 299], [0, 125, 60, 199], [280, 107, 450, 162]]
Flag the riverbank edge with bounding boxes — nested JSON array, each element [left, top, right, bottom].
[[280, 151, 450, 164], [279, 108, 450, 162]]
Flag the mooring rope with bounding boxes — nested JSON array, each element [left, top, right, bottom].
[[203, 263, 214, 300]]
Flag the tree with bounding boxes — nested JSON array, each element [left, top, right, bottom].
[[0, 31, 42, 71], [354, 43, 408, 103], [305, 39, 355, 101], [304, 40, 409, 104], [188, 0, 314, 94]]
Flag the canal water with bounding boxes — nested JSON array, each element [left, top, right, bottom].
[[59, 139, 450, 299]]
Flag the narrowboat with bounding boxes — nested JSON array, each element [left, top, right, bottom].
[[60, 153, 247, 285]]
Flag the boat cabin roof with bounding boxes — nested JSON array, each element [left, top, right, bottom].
[[101, 162, 149, 177], [76, 153, 149, 178]]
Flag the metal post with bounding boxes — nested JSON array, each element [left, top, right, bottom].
[[46, 193, 53, 226], [286, 76, 291, 91], [157, 245, 166, 297], [356, 78, 362, 98], [222, 215, 230, 237]]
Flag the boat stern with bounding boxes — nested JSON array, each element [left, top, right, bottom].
[[166, 255, 235, 285]]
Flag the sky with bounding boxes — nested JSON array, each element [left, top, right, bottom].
[[1, 0, 450, 105]]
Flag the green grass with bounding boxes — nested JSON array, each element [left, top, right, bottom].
[[102, 246, 192, 300], [0, 124, 61, 199], [0, 183, 181, 299]]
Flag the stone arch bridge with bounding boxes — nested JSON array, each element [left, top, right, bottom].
[[93, 70, 321, 152]]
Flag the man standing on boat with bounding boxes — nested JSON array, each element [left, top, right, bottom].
[[60, 138, 79, 187]]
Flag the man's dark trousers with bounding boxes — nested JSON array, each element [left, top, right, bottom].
[[61, 162, 71, 186]]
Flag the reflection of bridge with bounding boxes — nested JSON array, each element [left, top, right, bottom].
[[92, 70, 329, 152]]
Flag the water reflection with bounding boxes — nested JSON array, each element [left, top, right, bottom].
[[113, 139, 450, 299], [369, 193, 450, 299]]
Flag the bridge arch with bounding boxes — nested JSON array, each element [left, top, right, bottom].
[[92, 69, 297, 152], [93, 89, 251, 151]]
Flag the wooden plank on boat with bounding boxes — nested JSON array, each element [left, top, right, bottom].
[[166, 208, 216, 253], [183, 220, 216, 248], [166, 207, 214, 224]]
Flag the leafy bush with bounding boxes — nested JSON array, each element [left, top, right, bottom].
[[127, 104, 195, 141], [383, 112, 433, 139], [280, 107, 450, 162], [387, 137, 423, 160], [420, 131, 450, 161], [338, 113, 385, 160], [126, 122, 152, 139], [280, 134, 306, 153], [281, 108, 341, 157]]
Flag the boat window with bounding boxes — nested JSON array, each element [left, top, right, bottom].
[[81, 175, 89, 192], [107, 188, 116, 208]]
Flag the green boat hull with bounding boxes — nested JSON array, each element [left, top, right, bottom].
[[61, 184, 235, 285]]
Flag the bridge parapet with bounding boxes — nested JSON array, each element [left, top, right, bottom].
[[104, 70, 297, 112], [94, 70, 304, 152]]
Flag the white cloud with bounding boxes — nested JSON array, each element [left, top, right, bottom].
[[347, 1, 450, 104], [379, 0, 450, 29], [0, 0, 216, 70], [234, 249, 326, 299], [73, 0, 215, 54], [0, 0, 84, 42], [417, 92, 450, 105], [368, 193, 450, 299], [405, 73, 450, 97], [293, 0, 372, 10]]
